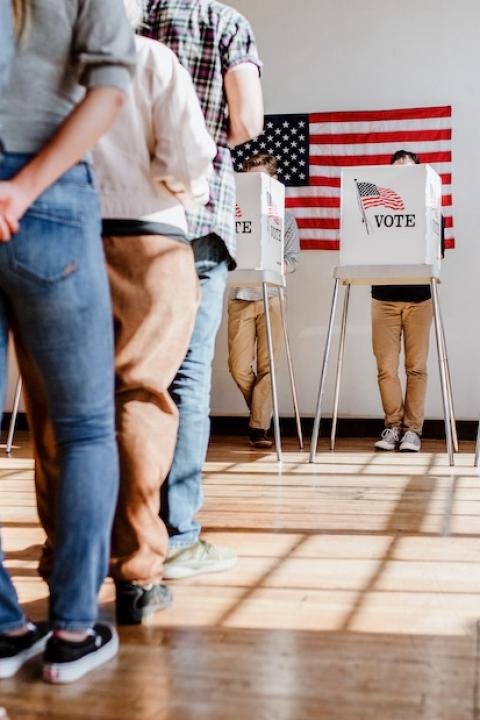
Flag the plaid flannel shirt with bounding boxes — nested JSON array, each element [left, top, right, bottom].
[[144, 0, 262, 266]]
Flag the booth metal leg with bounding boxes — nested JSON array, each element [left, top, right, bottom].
[[6, 376, 22, 456], [263, 283, 282, 461], [330, 284, 351, 451], [438, 308, 458, 453], [277, 287, 303, 450], [431, 280, 454, 466], [474, 421, 480, 467], [309, 278, 340, 462]]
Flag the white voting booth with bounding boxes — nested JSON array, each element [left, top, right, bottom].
[[228, 172, 303, 460], [309, 164, 458, 465]]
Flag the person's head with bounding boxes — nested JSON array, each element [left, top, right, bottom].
[[243, 152, 278, 179], [390, 149, 420, 166], [11, 0, 29, 39], [123, 0, 143, 29]]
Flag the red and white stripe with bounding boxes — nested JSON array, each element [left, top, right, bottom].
[[286, 106, 454, 251]]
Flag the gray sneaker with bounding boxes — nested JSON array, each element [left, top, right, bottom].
[[163, 540, 237, 579], [374, 427, 401, 451], [399, 430, 421, 452]]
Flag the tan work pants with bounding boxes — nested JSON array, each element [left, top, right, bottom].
[[371, 298, 433, 434], [228, 297, 282, 430], [17, 235, 198, 585]]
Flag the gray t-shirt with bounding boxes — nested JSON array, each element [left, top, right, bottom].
[[0, 0, 136, 153], [0, 0, 14, 97], [230, 210, 301, 301]]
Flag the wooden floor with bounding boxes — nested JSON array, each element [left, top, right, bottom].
[[1, 433, 480, 719]]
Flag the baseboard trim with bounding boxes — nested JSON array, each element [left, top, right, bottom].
[[1, 412, 29, 432], [4, 412, 478, 442], [210, 416, 479, 441]]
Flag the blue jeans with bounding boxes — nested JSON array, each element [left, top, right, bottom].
[[0, 153, 118, 632], [162, 234, 228, 548]]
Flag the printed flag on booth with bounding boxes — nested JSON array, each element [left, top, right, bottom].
[[231, 106, 454, 251], [356, 181, 405, 212]]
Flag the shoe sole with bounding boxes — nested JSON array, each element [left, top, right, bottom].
[[374, 444, 396, 451], [0, 633, 51, 679], [115, 594, 173, 625], [399, 445, 420, 452], [42, 630, 118, 684], [163, 557, 237, 580]]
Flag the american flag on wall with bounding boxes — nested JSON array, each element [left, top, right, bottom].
[[232, 105, 454, 250]]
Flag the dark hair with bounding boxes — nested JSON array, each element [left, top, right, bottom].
[[390, 149, 420, 165], [243, 152, 278, 177]]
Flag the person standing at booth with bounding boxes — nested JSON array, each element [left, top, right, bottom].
[[144, 0, 264, 580], [373, 149, 438, 453], [228, 152, 300, 448]]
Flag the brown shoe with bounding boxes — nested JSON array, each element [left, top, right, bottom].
[[249, 428, 273, 449]]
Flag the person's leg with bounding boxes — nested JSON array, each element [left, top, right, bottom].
[[402, 299, 433, 435], [251, 296, 282, 431], [227, 299, 257, 411], [104, 234, 198, 622], [12, 333, 57, 581], [372, 299, 404, 449], [1, 160, 119, 681], [162, 234, 236, 578], [0, 308, 53, 677], [0, 292, 26, 637]]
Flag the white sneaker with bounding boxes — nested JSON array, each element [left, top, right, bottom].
[[399, 431, 421, 452], [163, 540, 237, 579], [374, 427, 400, 451]]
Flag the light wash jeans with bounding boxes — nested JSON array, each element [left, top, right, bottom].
[[162, 234, 228, 548], [0, 153, 118, 632]]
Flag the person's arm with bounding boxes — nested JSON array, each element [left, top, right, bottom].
[[151, 48, 216, 209], [224, 63, 264, 147], [284, 212, 301, 273], [0, 86, 126, 240]]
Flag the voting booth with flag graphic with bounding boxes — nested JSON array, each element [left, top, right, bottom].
[[233, 172, 285, 275], [340, 164, 442, 269]]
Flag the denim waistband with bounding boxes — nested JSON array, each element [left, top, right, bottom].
[[0, 151, 95, 187]]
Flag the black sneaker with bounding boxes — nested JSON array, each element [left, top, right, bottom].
[[43, 623, 118, 684], [249, 428, 273, 449], [0, 622, 51, 679], [115, 581, 173, 625]]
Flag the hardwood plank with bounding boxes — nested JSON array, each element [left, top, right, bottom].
[[0, 433, 478, 719]]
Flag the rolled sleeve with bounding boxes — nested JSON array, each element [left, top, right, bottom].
[[284, 211, 300, 273], [73, 0, 137, 91], [221, 13, 263, 77]]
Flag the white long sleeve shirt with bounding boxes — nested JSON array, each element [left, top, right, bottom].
[[93, 35, 217, 235]]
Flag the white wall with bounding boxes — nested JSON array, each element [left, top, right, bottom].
[[211, 0, 480, 421]]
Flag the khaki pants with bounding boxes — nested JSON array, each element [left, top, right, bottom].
[[16, 235, 198, 585], [228, 297, 282, 430], [371, 298, 433, 434]]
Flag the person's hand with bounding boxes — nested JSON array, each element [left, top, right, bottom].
[[0, 180, 31, 241]]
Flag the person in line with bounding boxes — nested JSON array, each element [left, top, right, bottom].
[[228, 152, 300, 448], [17, 0, 217, 625], [0, 0, 135, 683], [144, 0, 264, 579], [373, 149, 440, 453]]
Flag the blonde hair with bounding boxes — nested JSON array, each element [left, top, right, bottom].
[[123, 0, 143, 29], [11, 0, 29, 39]]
